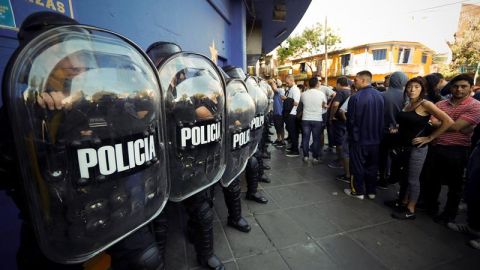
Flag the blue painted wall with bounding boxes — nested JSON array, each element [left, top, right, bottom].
[[0, 0, 246, 108]]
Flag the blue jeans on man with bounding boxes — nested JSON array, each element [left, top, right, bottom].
[[301, 120, 323, 158]]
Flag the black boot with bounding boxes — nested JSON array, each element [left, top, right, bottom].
[[227, 217, 251, 233], [109, 226, 164, 270], [197, 254, 225, 270], [259, 175, 271, 183], [245, 192, 268, 204], [152, 210, 168, 270], [184, 191, 224, 270], [222, 178, 251, 233], [245, 156, 268, 204], [256, 155, 270, 183]]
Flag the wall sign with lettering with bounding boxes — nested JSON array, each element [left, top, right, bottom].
[[26, 0, 74, 18], [0, 0, 15, 29]]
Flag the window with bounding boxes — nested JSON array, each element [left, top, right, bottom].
[[340, 54, 351, 75], [341, 54, 351, 68], [300, 62, 306, 72], [372, 49, 387, 61], [397, 48, 411, 64], [421, 53, 428, 64]]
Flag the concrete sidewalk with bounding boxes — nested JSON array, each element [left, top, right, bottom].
[[163, 144, 479, 270]]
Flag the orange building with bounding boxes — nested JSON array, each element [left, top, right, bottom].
[[285, 41, 435, 86]]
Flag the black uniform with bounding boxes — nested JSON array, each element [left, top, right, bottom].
[[2, 12, 168, 270]]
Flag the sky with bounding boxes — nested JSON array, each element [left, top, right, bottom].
[[290, 0, 479, 54]]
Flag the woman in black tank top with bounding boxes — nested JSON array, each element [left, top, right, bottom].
[[389, 77, 453, 220], [396, 102, 430, 147]]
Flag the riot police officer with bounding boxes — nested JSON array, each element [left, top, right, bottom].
[[1, 12, 168, 269], [218, 71, 256, 233], [147, 42, 226, 270], [223, 66, 269, 204]]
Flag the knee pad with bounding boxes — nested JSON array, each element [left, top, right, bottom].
[[194, 201, 214, 227], [132, 243, 164, 270], [225, 178, 241, 194], [246, 157, 259, 176]]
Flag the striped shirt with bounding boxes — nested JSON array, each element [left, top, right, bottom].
[[435, 97, 480, 147]]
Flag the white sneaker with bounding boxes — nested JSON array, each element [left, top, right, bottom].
[[368, 194, 376, 200], [343, 189, 364, 200], [447, 222, 480, 237], [469, 238, 480, 250], [303, 157, 309, 162], [458, 202, 468, 212]]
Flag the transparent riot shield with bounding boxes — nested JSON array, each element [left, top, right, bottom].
[[259, 79, 274, 112], [4, 25, 168, 263], [156, 53, 226, 201], [220, 79, 256, 187], [244, 76, 268, 157]]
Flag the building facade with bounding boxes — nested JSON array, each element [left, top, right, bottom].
[[287, 41, 435, 86]]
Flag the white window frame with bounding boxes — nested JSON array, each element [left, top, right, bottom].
[[398, 47, 413, 64], [372, 48, 388, 62]]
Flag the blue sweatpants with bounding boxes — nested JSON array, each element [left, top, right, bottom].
[[349, 143, 380, 195]]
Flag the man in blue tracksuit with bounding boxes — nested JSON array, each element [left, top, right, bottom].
[[344, 70, 384, 200]]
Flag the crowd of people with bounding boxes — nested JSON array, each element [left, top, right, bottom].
[[267, 71, 480, 250]]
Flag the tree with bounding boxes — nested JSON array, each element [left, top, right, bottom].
[[448, 17, 480, 74], [276, 22, 341, 72]]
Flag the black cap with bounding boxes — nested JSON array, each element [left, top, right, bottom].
[[146, 42, 182, 67], [222, 65, 246, 80], [18, 11, 78, 45]]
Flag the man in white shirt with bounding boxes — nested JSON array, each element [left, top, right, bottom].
[[301, 77, 327, 162], [284, 74, 301, 156]]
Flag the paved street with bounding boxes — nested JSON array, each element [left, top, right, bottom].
[[164, 141, 480, 270]]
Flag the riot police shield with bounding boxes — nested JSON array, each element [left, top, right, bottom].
[[223, 65, 246, 80], [3, 25, 168, 263], [220, 79, 256, 187], [258, 79, 274, 112], [244, 76, 268, 156], [155, 52, 226, 201]]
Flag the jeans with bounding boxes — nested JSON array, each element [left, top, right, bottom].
[[466, 144, 480, 230], [398, 146, 428, 204], [301, 120, 323, 158], [285, 114, 299, 150], [425, 145, 470, 219]]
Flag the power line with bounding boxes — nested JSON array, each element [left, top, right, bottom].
[[409, 0, 475, 13]]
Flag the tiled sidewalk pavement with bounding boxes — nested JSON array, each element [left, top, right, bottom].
[[164, 144, 480, 270]]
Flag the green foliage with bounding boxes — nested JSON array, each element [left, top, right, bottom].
[[276, 23, 341, 65], [449, 17, 480, 73], [277, 35, 306, 63], [437, 63, 459, 79]]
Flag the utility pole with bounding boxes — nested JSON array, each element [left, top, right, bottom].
[[324, 16, 328, 86], [474, 61, 480, 85]]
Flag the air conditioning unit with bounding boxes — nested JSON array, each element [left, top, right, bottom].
[[273, 1, 287, 22]]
